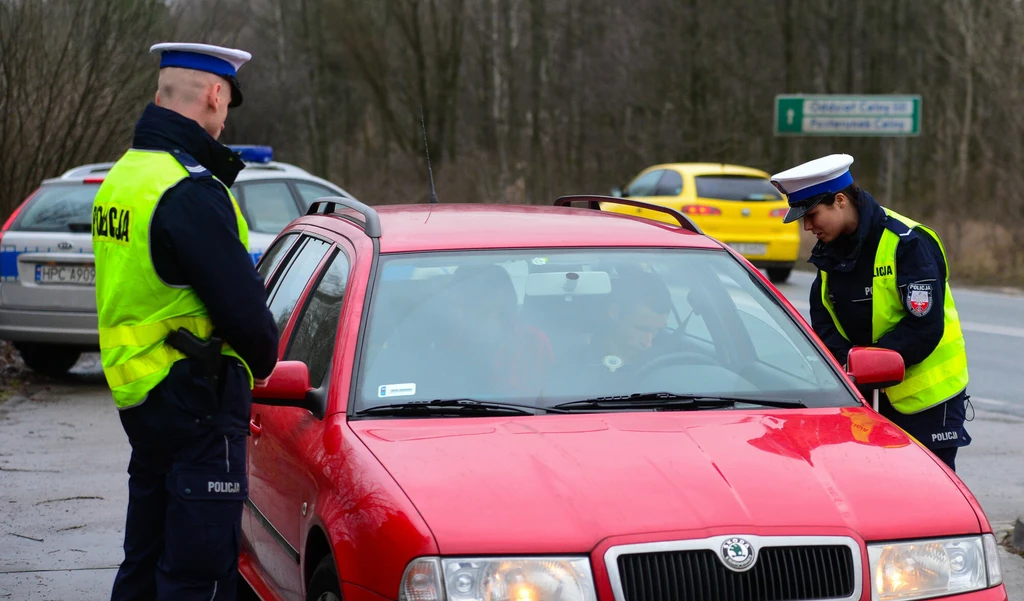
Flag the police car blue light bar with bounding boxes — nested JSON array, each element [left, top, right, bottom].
[[227, 145, 273, 163]]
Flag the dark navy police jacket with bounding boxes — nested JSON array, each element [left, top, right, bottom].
[[807, 190, 969, 449], [808, 190, 945, 368], [119, 103, 279, 439]]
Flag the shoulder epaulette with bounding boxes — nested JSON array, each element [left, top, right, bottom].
[[170, 149, 212, 179], [883, 214, 914, 238]]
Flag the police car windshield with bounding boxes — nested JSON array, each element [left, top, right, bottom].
[[13, 183, 100, 232], [354, 249, 855, 414]]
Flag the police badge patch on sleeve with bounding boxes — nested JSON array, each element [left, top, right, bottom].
[[906, 282, 933, 317]]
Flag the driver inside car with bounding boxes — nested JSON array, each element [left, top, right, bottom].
[[584, 267, 673, 375]]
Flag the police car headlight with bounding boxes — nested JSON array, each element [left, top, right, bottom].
[[399, 557, 597, 601], [867, 534, 1002, 600]]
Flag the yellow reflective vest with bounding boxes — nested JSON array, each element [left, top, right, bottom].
[[92, 149, 253, 409], [821, 209, 969, 414]]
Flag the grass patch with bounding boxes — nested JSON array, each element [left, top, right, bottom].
[[0, 341, 32, 404], [1000, 530, 1024, 558]]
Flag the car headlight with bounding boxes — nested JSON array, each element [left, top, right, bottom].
[[867, 534, 1003, 601], [399, 557, 597, 601]]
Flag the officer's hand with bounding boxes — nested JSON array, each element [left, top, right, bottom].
[[254, 377, 269, 387]]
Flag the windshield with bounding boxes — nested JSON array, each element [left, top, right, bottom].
[[354, 249, 854, 414], [232, 182, 302, 234], [694, 175, 783, 201], [13, 184, 100, 232]]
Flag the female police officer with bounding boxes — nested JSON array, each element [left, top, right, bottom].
[[770, 154, 971, 472]]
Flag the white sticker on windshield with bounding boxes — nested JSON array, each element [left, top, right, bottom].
[[378, 383, 417, 398]]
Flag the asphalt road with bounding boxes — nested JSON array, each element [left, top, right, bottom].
[[1, 274, 1022, 599], [0, 373, 129, 600]]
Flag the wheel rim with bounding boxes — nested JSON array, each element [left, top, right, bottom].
[[317, 593, 341, 601]]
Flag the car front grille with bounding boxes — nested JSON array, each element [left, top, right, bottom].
[[615, 544, 857, 601]]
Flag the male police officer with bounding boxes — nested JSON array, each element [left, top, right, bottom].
[[92, 43, 279, 600], [771, 154, 971, 471]]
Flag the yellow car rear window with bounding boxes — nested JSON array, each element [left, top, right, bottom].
[[695, 175, 782, 201]]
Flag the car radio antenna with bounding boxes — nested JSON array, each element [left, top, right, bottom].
[[420, 105, 439, 204]]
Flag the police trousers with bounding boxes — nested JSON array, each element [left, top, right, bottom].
[[111, 359, 251, 601], [877, 389, 972, 472]]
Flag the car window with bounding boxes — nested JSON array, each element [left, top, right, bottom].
[[286, 250, 351, 388], [256, 232, 299, 285], [694, 175, 783, 201], [266, 237, 332, 336], [710, 271, 816, 379], [624, 170, 664, 197], [294, 182, 339, 211], [355, 249, 852, 414], [653, 170, 683, 196], [13, 184, 100, 232], [238, 182, 301, 234]]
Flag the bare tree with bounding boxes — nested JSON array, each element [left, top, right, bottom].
[[5, 0, 1024, 279], [0, 0, 171, 214]]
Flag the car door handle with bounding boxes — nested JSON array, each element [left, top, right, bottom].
[[250, 414, 262, 438]]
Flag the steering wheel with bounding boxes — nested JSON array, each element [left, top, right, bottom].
[[633, 350, 720, 381]]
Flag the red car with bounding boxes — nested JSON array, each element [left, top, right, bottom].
[[240, 196, 1007, 601]]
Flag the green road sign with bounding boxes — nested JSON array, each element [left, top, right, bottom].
[[774, 95, 921, 136]]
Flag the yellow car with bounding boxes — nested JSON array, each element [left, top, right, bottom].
[[606, 163, 800, 283]]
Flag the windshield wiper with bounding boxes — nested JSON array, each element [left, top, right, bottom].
[[354, 398, 562, 417], [552, 392, 805, 411]]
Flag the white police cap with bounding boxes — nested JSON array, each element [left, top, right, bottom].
[[770, 154, 855, 223], [150, 42, 252, 108]]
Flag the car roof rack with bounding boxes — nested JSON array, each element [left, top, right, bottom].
[[553, 195, 703, 234], [307, 196, 381, 238]]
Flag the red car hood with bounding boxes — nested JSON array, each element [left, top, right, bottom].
[[351, 407, 980, 555]]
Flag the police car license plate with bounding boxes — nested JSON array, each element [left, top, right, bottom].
[[34, 264, 95, 285], [730, 243, 767, 256]]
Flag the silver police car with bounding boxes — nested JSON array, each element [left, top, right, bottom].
[[0, 146, 354, 377]]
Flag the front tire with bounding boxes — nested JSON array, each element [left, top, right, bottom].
[[307, 556, 342, 601], [237, 575, 261, 601], [767, 267, 792, 284], [13, 343, 81, 378]]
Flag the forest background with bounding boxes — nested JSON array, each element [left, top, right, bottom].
[[2, 0, 1021, 282]]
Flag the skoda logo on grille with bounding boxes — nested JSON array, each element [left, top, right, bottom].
[[720, 537, 756, 571]]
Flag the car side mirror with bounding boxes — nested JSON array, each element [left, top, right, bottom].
[[253, 360, 323, 417], [846, 347, 904, 389]]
